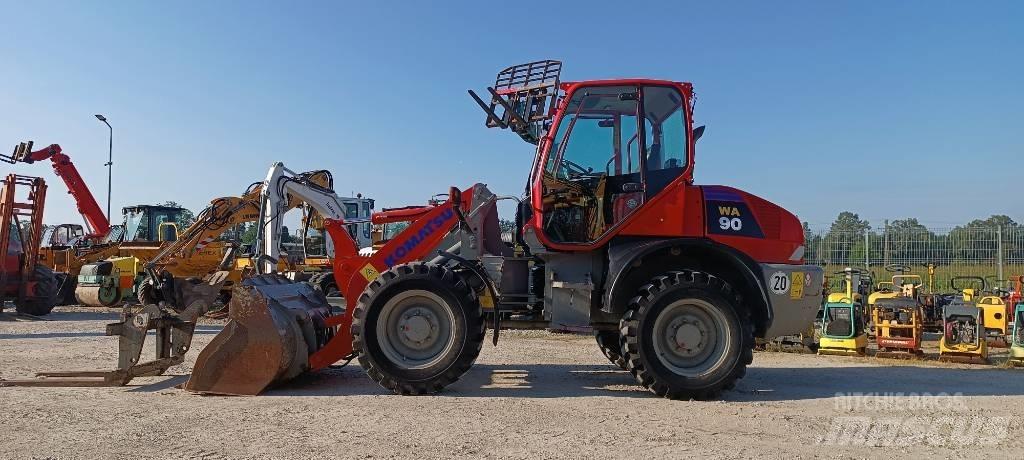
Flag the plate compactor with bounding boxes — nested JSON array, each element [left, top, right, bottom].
[[939, 277, 989, 364], [1010, 302, 1024, 366], [872, 296, 923, 358], [818, 268, 869, 356]]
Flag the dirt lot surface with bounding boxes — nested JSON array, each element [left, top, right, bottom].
[[1, 306, 1022, 459]]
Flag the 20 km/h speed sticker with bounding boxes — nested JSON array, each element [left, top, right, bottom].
[[769, 271, 790, 295]]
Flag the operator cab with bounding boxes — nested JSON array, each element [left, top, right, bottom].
[[468, 61, 702, 246], [541, 84, 692, 243], [40, 223, 85, 249]]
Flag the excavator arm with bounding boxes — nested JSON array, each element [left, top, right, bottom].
[[253, 164, 359, 274], [3, 142, 110, 239], [143, 182, 264, 277], [139, 170, 335, 307]]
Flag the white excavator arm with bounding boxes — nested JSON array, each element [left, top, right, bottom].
[[254, 162, 366, 274]]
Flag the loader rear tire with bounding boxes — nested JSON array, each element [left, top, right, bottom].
[[595, 331, 627, 370], [310, 272, 341, 298], [15, 266, 58, 316], [620, 270, 753, 400], [352, 262, 485, 395]]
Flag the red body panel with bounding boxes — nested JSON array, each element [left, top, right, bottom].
[[528, 79, 804, 265], [309, 187, 470, 370], [877, 336, 920, 349]]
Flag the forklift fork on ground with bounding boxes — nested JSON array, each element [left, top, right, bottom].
[[0, 273, 226, 387]]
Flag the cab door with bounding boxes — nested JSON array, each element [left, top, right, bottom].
[[539, 85, 642, 244], [537, 84, 693, 245]]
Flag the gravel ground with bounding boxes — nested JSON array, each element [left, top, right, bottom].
[[1, 306, 1021, 459]]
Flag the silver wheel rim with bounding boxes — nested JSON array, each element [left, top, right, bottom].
[[651, 298, 732, 377], [376, 289, 457, 369]]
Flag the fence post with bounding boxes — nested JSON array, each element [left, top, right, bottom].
[[997, 225, 1004, 282], [883, 220, 890, 267], [864, 231, 870, 270]]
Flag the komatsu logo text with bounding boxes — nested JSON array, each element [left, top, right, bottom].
[[383, 208, 456, 267]]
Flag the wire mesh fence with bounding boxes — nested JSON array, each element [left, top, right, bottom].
[[805, 224, 1024, 293]]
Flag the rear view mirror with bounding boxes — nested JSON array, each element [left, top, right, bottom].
[[693, 125, 706, 142], [597, 119, 615, 128]]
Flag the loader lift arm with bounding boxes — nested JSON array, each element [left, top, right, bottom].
[[2, 142, 111, 239], [184, 163, 471, 393]]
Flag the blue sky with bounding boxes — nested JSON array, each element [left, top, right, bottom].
[[2, 1, 1022, 231]]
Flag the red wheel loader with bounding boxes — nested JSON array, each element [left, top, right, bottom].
[[183, 61, 824, 399], [2, 62, 823, 400]]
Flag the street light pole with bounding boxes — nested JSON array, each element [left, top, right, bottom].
[[95, 114, 112, 221]]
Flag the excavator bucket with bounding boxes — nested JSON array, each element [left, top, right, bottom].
[[184, 275, 333, 396]]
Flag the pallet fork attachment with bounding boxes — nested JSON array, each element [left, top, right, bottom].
[[0, 273, 226, 387]]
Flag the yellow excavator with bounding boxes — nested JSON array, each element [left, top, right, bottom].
[[136, 171, 340, 310]]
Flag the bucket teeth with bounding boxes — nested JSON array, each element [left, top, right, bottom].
[[184, 275, 333, 395]]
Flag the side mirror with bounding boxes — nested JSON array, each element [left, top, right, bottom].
[[693, 125, 706, 142]]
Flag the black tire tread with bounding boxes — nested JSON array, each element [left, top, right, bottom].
[[15, 265, 58, 316], [594, 331, 627, 370], [351, 262, 485, 395], [619, 270, 753, 400]]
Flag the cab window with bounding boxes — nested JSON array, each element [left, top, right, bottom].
[[541, 85, 643, 243], [642, 86, 688, 198]]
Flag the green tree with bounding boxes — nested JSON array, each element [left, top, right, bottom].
[[885, 218, 934, 263], [823, 212, 871, 265], [827, 212, 871, 237], [949, 215, 1021, 263], [499, 218, 517, 234]]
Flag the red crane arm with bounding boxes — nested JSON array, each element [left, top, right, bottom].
[[22, 144, 111, 238]]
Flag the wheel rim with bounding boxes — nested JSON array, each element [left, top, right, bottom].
[[651, 299, 732, 377], [376, 289, 457, 370], [98, 285, 119, 305]]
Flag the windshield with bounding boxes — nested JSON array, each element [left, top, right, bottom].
[[305, 226, 327, 258], [822, 306, 855, 337], [124, 210, 147, 241], [344, 203, 360, 219]]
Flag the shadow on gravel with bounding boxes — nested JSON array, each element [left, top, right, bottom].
[[0, 326, 222, 340], [258, 362, 1024, 401], [730, 366, 1024, 401], [262, 363, 652, 399]]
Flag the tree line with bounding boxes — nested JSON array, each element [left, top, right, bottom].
[[805, 212, 1023, 265]]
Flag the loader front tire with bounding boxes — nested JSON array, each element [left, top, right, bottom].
[[352, 262, 485, 395], [620, 270, 753, 400]]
